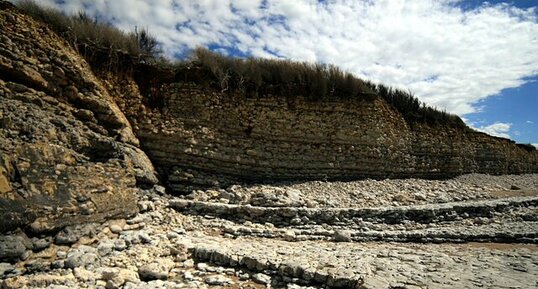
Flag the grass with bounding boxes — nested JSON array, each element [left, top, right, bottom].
[[191, 48, 466, 128], [16, 0, 160, 68], [15, 0, 466, 128], [517, 143, 537, 152]]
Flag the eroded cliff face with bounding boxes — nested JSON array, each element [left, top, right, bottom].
[[0, 3, 157, 233], [107, 75, 537, 193], [0, 0, 536, 235]]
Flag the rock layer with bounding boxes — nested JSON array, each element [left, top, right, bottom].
[[0, 3, 157, 233], [118, 81, 537, 193]]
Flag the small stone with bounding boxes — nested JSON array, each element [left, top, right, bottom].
[[0, 263, 15, 277], [138, 259, 174, 281], [183, 259, 194, 267], [154, 185, 166, 195], [238, 273, 250, 280], [139, 232, 152, 244], [32, 238, 50, 252], [56, 251, 67, 259], [174, 228, 186, 235], [74, 267, 98, 281], [110, 225, 123, 234], [0, 235, 28, 261], [283, 230, 296, 241], [196, 263, 209, 271], [98, 240, 115, 256], [54, 224, 97, 245], [183, 271, 195, 281], [65, 246, 100, 269], [252, 273, 272, 284], [166, 232, 180, 240], [510, 185, 521, 190], [102, 267, 140, 289], [333, 230, 352, 242], [204, 275, 233, 286], [25, 259, 52, 273], [127, 216, 144, 225], [51, 260, 65, 269], [20, 250, 31, 261], [55, 230, 79, 245], [114, 239, 127, 251]]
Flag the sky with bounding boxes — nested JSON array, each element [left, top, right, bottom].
[[24, 0, 538, 146]]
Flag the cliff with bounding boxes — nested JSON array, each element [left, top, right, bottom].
[[108, 77, 537, 193], [0, 1, 536, 233], [0, 2, 157, 233]]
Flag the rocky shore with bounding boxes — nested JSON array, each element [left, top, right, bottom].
[[1, 3, 537, 288], [1, 174, 537, 288]]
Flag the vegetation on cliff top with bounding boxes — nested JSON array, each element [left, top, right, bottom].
[[16, 0, 465, 128], [191, 48, 465, 128], [16, 0, 160, 67]]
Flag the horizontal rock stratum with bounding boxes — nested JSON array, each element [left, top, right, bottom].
[[127, 82, 537, 193], [1, 2, 538, 288], [0, 2, 158, 233], [0, 0, 537, 232]]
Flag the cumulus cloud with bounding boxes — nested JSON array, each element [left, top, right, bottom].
[[25, 0, 538, 116], [476, 122, 512, 139]]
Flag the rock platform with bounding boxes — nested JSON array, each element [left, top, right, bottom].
[[1, 174, 537, 288]]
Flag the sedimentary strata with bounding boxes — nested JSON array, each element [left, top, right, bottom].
[[0, 2, 157, 233], [1, 175, 537, 288]]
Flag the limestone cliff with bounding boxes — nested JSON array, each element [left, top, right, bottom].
[[108, 78, 537, 193], [0, 3, 157, 233], [0, 0, 536, 235]]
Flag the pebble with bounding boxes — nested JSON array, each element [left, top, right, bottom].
[[64, 246, 100, 269], [204, 275, 233, 285], [196, 262, 209, 271], [1, 172, 535, 289], [333, 230, 352, 242], [98, 239, 116, 256], [252, 272, 272, 284], [110, 225, 123, 234], [0, 263, 15, 277], [32, 238, 50, 252], [138, 259, 174, 281], [183, 271, 195, 281], [101, 267, 140, 288], [73, 267, 98, 281]]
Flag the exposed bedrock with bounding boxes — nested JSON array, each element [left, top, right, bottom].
[[109, 79, 537, 193], [0, 3, 158, 233]]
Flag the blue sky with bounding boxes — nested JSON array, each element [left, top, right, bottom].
[[24, 0, 538, 145], [457, 1, 537, 145]]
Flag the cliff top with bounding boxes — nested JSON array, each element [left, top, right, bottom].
[[13, 0, 469, 129]]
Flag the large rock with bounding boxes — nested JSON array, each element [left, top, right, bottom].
[[0, 234, 29, 261], [0, 2, 158, 233], [138, 258, 174, 281]]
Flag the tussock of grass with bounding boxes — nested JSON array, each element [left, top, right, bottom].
[[15, 1, 466, 128], [16, 0, 160, 67], [363, 81, 466, 128], [192, 48, 466, 128], [192, 47, 376, 102], [517, 143, 537, 152]]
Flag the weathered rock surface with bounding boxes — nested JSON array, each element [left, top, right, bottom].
[[0, 2, 157, 233], [0, 2, 537, 289], [111, 81, 537, 193], [1, 177, 537, 289]]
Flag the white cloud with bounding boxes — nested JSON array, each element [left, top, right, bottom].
[[526, 120, 534, 124], [533, 143, 538, 148], [23, 0, 538, 116], [476, 122, 512, 139]]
